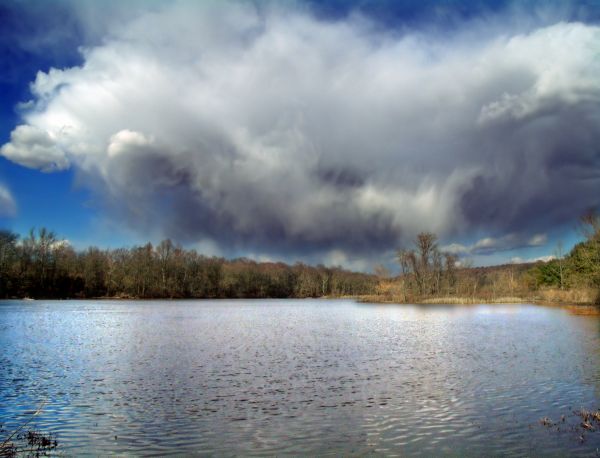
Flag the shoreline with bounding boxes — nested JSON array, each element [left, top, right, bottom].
[[358, 296, 599, 306], [356, 294, 600, 310], [6, 294, 598, 308]]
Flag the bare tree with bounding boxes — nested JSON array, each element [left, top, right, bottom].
[[415, 232, 438, 295], [396, 232, 442, 296], [374, 264, 390, 280], [444, 253, 457, 295], [579, 209, 600, 241], [554, 241, 565, 290], [156, 239, 175, 296]]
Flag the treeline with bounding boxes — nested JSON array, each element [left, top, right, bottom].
[[531, 212, 600, 292], [376, 212, 600, 304], [0, 229, 376, 299]]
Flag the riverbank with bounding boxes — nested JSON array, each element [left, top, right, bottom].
[[9, 288, 599, 307], [357, 287, 599, 307], [359, 295, 527, 305]]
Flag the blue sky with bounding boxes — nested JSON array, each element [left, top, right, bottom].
[[0, 0, 142, 247], [1, 0, 599, 271]]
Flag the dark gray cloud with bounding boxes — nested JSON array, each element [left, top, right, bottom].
[[1, 1, 600, 267], [443, 233, 548, 257]]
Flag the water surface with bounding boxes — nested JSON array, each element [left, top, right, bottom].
[[1, 299, 600, 456]]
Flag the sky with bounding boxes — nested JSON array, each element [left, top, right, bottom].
[[1, 0, 599, 272]]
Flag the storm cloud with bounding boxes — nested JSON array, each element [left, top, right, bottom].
[[1, 1, 600, 262]]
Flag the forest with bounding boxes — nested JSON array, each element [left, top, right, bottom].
[[0, 229, 376, 299], [0, 213, 598, 304]]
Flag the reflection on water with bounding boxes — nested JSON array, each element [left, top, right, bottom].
[[1, 299, 600, 455]]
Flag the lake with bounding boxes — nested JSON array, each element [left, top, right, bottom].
[[1, 299, 600, 456]]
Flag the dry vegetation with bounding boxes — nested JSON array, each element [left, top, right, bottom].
[[365, 212, 600, 306]]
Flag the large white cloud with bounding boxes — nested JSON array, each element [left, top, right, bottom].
[[1, 125, 68, 172], [1, 2, 600, 259]]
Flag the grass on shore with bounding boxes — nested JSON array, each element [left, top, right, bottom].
[[534, 287, 599, 305], [358, 295, 528, 305], [359, 287, 599, 307]]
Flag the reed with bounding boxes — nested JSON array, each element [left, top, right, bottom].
[[535, 288, 599, 305], [358, 295, 528, 305], [0, 402, 57, 458]]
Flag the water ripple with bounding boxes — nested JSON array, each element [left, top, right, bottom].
[[1, 299, 600, 455]]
